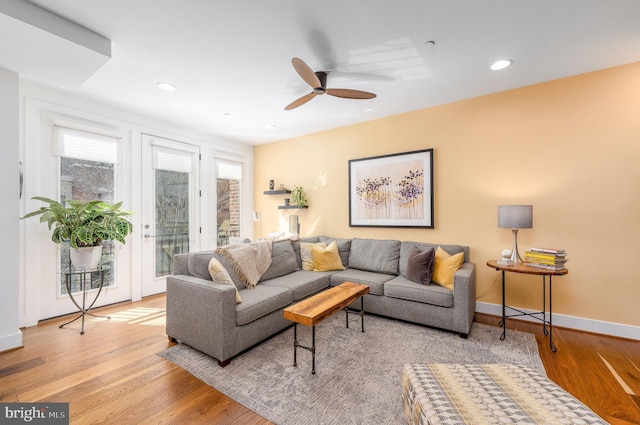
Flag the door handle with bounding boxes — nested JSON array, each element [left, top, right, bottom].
[[144, 234, 156, 239]]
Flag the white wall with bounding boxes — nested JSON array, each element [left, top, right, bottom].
[[0, 69, 22, 351], [18, 81, 254, 328]]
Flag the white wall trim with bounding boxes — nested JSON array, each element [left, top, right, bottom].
[[0, 330, 23, 352], [476, 301, 639, 341]]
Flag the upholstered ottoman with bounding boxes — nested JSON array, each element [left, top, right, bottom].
[[402, 363, 608, 424]]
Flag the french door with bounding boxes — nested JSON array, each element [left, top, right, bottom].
[[141, 135, 200, 296]]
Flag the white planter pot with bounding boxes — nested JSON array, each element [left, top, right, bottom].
[[70, 245, 103, 270]]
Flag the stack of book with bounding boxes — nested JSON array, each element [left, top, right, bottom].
[[524, 248, 568, 271]]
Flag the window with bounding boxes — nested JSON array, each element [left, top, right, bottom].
[[55, 126, 121, 294], [152, 144, 194, 277], [216, 158, 243, 246]]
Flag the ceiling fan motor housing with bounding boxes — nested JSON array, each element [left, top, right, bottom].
[[313, 71, 328, 95]]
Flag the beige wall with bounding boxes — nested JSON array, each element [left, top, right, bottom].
[[254, 62, 640, 328]]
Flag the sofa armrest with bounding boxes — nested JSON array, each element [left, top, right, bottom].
[[166, 274, 237, 362], [452, 262, 476, 336]]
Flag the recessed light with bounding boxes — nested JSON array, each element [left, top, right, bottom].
[[364, 108, 374, 112], [265, 124, 276, 130], [223, 113, 232, 118], [490, 60, 513, 71], [157, 82, 176, 92]]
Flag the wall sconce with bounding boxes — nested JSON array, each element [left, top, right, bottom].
[[498, 205, 533, 263], [253, 211, 262, 240]]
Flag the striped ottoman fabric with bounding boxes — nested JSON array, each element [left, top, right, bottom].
[[402, 364, 608, 425]]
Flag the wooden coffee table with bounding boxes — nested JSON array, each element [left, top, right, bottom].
[[283, 281, 369, 374]]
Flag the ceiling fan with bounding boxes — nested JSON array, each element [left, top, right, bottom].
[[284, 57, 376, 110]]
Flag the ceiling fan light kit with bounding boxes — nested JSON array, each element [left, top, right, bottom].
[[285, 57, 376, 110]]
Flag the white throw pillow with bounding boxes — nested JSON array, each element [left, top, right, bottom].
[[208, 257, 241, 303]]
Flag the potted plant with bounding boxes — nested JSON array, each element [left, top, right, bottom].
[[290, 185, 308, 208], [22, 197, 134, 270]]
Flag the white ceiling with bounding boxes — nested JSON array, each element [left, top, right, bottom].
[[4, 0, 640, 145]]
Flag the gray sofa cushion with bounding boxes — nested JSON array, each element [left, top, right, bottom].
[[384, 276, 453, 308], [260, 239, 299, 281], [261, 270, 331, 301], [329, 268, 396, 295], [235, 285, 293, 326], [348, 238, 401, 274], [320, 237, 352, 267], [399, 241, 469, 277]]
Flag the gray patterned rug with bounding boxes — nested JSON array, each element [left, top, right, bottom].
[[159, 314, 544, 425]]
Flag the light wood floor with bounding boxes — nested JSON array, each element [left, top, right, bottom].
[[1, 294, 638, 424]]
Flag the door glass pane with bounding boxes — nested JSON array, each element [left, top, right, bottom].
[[155, 169, 190, 277], [59, 157, 115, 294], [217, 178, 240, 246]]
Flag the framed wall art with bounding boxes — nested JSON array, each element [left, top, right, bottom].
[[349, 148, 433, 228]]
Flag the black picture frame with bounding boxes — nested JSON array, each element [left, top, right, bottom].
[[349, 149, 433, 228]]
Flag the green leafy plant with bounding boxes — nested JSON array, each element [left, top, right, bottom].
[[21, 197, 134, 248], [290, 185, 308, 207]]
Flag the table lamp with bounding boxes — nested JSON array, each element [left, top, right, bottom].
[[498, 205, 532, 263]]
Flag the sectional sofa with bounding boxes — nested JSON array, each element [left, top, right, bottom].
[[166, 236, 476, 366]]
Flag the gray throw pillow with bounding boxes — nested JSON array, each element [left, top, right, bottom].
[[406, 246, 435, 285], [260, 239, 299, 281]]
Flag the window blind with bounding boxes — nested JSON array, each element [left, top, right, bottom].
[[216, 159, 242, 180], [54, 126, 120, 164], [152, 145, 195, 173]]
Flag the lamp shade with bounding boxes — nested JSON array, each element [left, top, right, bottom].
[[498, 205, 532, 229]]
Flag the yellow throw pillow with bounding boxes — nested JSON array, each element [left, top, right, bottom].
[[208, 257, 241, 303], [312, 241, 346, 272], [431, 246, 464, 290], [300, 242, 327, 271]]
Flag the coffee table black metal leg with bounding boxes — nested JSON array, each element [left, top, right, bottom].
[[360, 296, 365, 332], [293, 323, 298, 367], [292, 323, 317, 374], [346, 305, 349, 328], [311, 325, 316, 375]]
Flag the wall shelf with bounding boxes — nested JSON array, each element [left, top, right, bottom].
[[278, 205, 308, 209], [263, 189, 291, 195]]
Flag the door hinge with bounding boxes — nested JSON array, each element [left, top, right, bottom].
[[199, 227, 202, 234], [199, 190, 202, 197], [199, 153, 202, 160]]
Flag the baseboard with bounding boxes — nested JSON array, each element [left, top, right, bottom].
[[0, 329, 23, 352], [475, 301, 639, 341]]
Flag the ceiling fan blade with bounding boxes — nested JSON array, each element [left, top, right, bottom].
[[292, 58, 321, 88], [327, 88, 376, 99], [284, 92, 316, 110]]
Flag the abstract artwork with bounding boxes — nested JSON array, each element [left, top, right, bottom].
[[349, 149, 433, 228]]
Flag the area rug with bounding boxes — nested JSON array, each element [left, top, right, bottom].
[[159, 314, 544, 425]]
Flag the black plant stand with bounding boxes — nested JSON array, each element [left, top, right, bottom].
[[59, 266, 111, 334]]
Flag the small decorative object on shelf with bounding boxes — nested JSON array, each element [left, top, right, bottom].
[[284, 198, 290, 206], [523, 247, 568, 271], [269, 179, 274, 190], [290, 185, 308, 208]]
